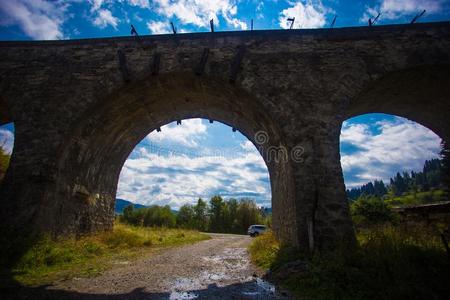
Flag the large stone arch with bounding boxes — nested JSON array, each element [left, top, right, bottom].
[[39, 73, 299, 245]]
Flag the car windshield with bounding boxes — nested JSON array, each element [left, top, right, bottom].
[[249, 225, 266, 229]]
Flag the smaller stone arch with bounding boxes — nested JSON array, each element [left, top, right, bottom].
[[344, 65, 450, 142]]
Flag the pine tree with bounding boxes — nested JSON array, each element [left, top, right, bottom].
[[209, 195, 225, 232], [194, 198, 208, 231]]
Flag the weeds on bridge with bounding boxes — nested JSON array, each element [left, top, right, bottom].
[[249, 226, 450, 299]]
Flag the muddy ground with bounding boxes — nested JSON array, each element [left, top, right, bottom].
[[5, 233, 290, 299]]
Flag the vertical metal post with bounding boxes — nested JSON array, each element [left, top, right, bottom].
[[210, 19, 214, 33]]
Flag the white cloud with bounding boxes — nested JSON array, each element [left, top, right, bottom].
[[360, 0, 443, 22], [240, 140, 256, 151], [279, 0, 331, 29], [0, 129, 14, 154], [88, 0, 120, 29], [340, 123, 371, 144], [152, 0, 247, 30], [147, 20, 171, 34], [0, 0, 69, 40], [341, 117, 442, 188], [148, 119, 207, 147], [117, 143, 270, 209], [118, 118, 271, 209], [127, 0, 150, 8], [89, 0, 106, 12], [93, 8, 119, 29], [256, 1, 264, 19]]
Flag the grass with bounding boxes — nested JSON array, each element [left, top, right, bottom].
[[249, 226, 450, 300], [384, 189, 446, 207], [248, 231, 280, 269], [5, 223, 209, 286]]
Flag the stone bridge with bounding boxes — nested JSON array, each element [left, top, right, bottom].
[[1, 22, 450, 251]]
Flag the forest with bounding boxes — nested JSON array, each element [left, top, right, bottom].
[[120, 196, 271, 234], [346, 141, 449, 205]]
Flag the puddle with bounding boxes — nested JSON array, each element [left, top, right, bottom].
[[172, 278, 203, 291], [169, 291, 198, 300], [202, 247, 249, 272], [200, 270, 230, 281], [166, 247, 286, 299], [255, 277, 276, 294]]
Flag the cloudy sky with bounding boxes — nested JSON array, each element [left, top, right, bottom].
[[0, 0, 447, 208], [0, 0, 449, 39]]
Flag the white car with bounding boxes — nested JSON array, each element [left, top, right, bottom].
[[247, 225, 267, 237]]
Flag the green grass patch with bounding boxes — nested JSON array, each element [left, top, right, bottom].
[[248, 231, 280, 269], [384, 189, 446, 207], [7, 223, 209, 286], [249, 226, 450, 299]]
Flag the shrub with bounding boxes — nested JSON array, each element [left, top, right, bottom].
[[350, 195, 395, 226], [249, 225, 450, 299], [248, 231, 280, 269]]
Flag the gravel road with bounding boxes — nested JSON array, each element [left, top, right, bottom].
[[17, 233, 290, 299]]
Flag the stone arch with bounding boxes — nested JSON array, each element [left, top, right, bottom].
[[344, 65, 450, 142], [48, 73, 297, 245], [336, 65, 449, 224]]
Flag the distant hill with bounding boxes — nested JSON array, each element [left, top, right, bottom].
[[115, 198, 147, 214]]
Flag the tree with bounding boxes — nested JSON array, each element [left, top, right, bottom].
[[122, 204, 134, 222], [193, 198, 208, 231], [209, 195, 225, 232], [350, 195, 393, 226], [235, 198, 263, 233], [119, 195, 269, 234], [227, 198, 239, 232], [177, 204, 195, 228], [373, 180, 387, 197], [143, 205, 176, 227]]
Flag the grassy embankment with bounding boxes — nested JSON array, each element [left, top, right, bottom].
[[249, 226, 450, 299], [6, 222, 209, 286], [384, 189, 446, 206]]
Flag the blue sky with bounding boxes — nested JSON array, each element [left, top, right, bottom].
[[0, 1, 447, 208], [0, 1, 449, 40]]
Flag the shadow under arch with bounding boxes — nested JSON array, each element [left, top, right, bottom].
[[344, 65, 450, 142], [50, 72, 296, 245], [0, 96, 12, 126], [0, 96, 16, 214]]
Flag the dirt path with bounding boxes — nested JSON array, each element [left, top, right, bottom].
[[36, 233, 289, 299]]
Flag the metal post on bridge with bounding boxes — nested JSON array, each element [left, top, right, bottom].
[[330, 15, 337, 28], [369, 12, 381, 27], [170, 22, 177, 34], [287, 17, 295, 29], [210, 19, 214, 33], [411, 10, 426, 24]]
